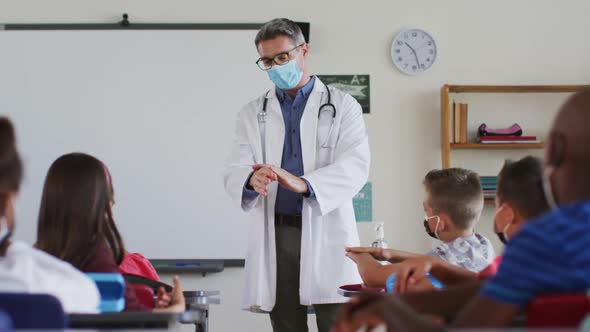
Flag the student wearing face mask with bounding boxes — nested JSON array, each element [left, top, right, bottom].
[[383, 156, 550, 295], [333, 90, 590, 332], [0, 118, 100, 313], [346, 168, 495, 288]]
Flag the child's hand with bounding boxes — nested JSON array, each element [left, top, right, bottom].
[[345, 252, 361, 263], [393, 256, 436, 294], [345, 252, 374, 264], [153, 276, 186, 313], [406, 276, 436, 293], [155, 287, 171, 308], [345, 247, 394, 262]]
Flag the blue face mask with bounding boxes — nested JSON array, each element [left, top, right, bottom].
[[267, 60, 303, 90]]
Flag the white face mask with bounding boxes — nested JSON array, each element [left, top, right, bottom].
[[542, 166, 559, 210]]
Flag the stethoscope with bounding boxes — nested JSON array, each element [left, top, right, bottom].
[[256, 82, 336, 227], [257, 82, 337, 165]]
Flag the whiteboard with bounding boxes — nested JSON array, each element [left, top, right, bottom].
[[0, 29, 271, 259]]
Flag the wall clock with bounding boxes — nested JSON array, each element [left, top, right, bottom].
[[391, 28, 437, 75]]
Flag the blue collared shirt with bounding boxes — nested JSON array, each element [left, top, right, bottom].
[[243, 76, 316, 215]]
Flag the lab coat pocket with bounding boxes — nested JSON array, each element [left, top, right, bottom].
[[316, 117, 338, 166], [317, 112, 337, 149]]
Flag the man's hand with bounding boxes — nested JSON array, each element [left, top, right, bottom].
[[248, 165, 278, 196], [253, 164, 309, 194]]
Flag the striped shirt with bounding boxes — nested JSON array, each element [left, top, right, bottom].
[[481, 201, 590, 306]]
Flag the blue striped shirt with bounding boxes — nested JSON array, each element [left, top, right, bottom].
[[481, 201, 590, 306]]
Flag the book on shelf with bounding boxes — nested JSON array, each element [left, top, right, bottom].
[[479, 136, 538, 142], [459, 103, 468, 143], [481, 176, 497, 191], [479, 139, 541, 144], [453, 102, 461, 143], [451, 101, 468, 143], [480, 176, 498, 182]]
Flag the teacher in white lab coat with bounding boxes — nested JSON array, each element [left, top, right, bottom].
[[224, 18, 370, 332]]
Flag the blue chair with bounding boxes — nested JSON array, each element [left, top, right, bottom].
[[0, 293, 66, 329], [86, 273, 126, 312], [0, 310, 12, 331]]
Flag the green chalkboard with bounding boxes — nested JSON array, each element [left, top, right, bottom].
[[317, 75, 370, 113]]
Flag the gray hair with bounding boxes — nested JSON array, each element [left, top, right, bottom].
[[255, 18, 305, 47]]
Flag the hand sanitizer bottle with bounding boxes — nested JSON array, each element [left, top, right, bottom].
[[371, 222, 389, 249]]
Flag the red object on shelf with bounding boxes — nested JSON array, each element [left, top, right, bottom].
[[479, 136, 537, 141]]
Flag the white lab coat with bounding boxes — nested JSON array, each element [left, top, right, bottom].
[[223, 78, 370, 312]]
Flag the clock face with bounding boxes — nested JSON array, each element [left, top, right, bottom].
[[391, 29, 437, 75]]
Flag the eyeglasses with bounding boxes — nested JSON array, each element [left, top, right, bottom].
[[256, 43, 304, 71]]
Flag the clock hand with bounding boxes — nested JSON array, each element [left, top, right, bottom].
[[404, 42, 416, 53], [405, 42, 421, 67]]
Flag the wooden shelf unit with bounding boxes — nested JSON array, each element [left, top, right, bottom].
[[451, 143, 545, 149], [440, 84, 590, 168], [446, 85, 589, 93]]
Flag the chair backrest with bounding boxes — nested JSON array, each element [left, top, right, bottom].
[[0, 293, 66, 329], [0, 310, 12, 331], [527, 293, 590, 327], [128, 284, 155, 310], [85, 273, 126, 313]]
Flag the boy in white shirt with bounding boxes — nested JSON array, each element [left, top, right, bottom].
[[0, 117, 99, 313], [347, 168, 494, 289]]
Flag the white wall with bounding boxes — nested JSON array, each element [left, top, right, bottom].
[[1, 0, 589, 331]]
